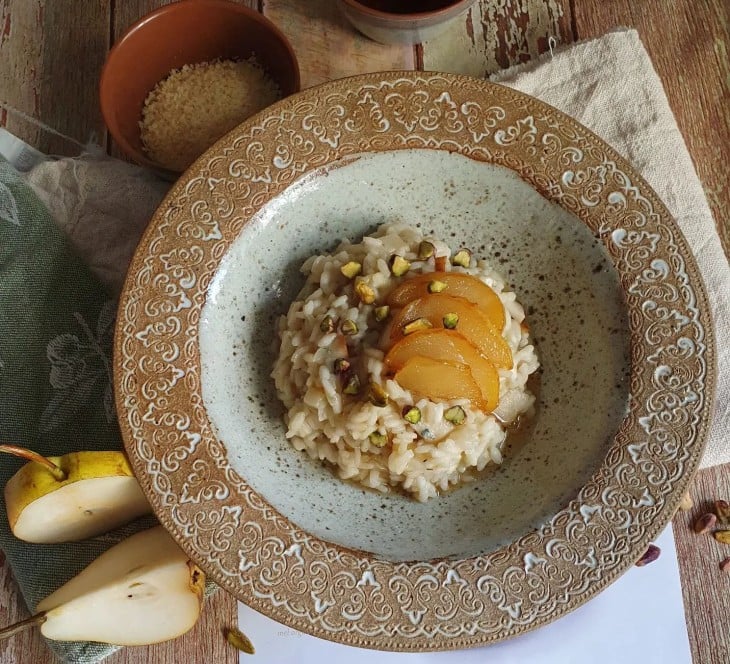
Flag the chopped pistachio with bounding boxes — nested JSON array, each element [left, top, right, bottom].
[[715, 499, 730, 526], [402, 406, 422, 424], [374, 305, 390, 322], [418, 240, 435, 260], [367, 382, 389, 407], [368, 431, 388, 447], [715, 531, 730, 545], [451, 248, 472, 268], [320, 315, 336, 333], [225, 627, 255, 654], [694, 513, 716, 534], [444, 405, 466, 425], [341, 319, 359, 336], [442, 312, 459, 329], [354, 279, 376, 304], [389, 254, 411, 277], [427, 279, 448, 294], [635, 544, 661, 567], [333, 358, 350, 374], [340, 261, 362, 279], [343, 374, 361, 395], [402, 317, 433, 335]]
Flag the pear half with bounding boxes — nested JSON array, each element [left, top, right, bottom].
[[36, 526, 205, 645], [3, 449, 151, 543]]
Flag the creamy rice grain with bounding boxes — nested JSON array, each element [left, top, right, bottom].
[[272, 223, 539, 502]]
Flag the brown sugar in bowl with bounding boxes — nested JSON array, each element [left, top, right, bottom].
[[100, 0, 300, 177]]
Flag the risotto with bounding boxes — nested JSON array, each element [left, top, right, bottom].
[[272, 224, 539, 502]]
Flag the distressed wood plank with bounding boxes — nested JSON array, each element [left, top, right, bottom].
[[672, 464, 730, 664], [0, 0, 110, 156], [262, 0, 415, 89], [36, 1, 110, 155], [572, 0, 730, 258], [422, 0, 573, 77], [103, 589, 238, 664], [112, 0, 259, 40], [0, 1, 62, 155], [0, 550, 57, 663]]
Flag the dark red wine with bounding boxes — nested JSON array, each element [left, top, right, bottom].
[[357, 0, 460, 13]]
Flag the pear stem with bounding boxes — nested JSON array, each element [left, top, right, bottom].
[[0, 613, 47, 641], [0, 445, 66, 481]]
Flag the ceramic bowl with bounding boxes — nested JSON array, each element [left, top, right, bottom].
[[114, 73, 715, 650], [337, 0, 477, 45], [99, 0, 300, 177]]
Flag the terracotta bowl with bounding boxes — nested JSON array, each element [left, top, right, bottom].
[[337, 0, 477, 45], [99, 0, 300, 176]]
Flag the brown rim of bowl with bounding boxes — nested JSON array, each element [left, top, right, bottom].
[[99, 0, 301, 174], [338, 0, 475, 21]]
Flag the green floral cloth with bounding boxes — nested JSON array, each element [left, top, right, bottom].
[[0, 159, 156, 663]]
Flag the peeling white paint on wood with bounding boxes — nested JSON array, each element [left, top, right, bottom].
[[422, 0, 567, 77]]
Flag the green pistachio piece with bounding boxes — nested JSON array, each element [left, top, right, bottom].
[[444, 405, 466, 425], [374, 305, 390, 322], [451, 248, 472, 268], [333, 358, 350, 374], [402, 317, 433, 335], [367, 382, 389, 407], [343, 374, 361, 395], [340, 261, 362, 279], [442, 312, 459, 329], [389, 254, 411, 277], [368, 431, 388, 447], [354, 278, 376, 304], [427, 279, 448, 293], [418, 241, 435, 260], [320, 315, 336, 333], [226, 627, 255, 654], [402, 406, 422, 424]]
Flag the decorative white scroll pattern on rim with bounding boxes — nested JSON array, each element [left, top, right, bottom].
[[114, 74, 714, 650]]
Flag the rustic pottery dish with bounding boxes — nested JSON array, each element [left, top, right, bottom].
[[337, 0, 477, 45], [99, 0, 300, 177], [114, 72, 715, 650]]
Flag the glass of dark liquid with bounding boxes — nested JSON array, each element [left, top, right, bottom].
[[337, 0, 476, 45]]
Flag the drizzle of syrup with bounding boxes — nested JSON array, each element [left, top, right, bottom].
[[357, 0, 461, 14]]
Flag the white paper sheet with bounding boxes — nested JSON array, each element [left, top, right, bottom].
[[238, 527, 690, 664]]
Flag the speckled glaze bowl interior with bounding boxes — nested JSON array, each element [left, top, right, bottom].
[[115, 73, 714, 651], [200, 149, 630, 562]]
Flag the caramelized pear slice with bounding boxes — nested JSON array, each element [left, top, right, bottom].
[[393, 356, 484, 410], [386, 272, 505, 331], [389, 294, 513, 369], [384, 330, 499, 412]]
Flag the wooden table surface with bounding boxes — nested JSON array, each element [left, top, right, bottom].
[[0, 1, 728, 662]]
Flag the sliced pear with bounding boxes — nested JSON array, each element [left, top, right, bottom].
[[394, 356, 484, 409], [388, 294, 513, 369], [0, 526, 205, 646], [1, 447, 151, 543], [385, 330, 499, 412], [386, 271, 506, 331]]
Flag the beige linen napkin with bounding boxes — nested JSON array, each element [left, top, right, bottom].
[[21, 29, 729, 468], [491, 28, 730, 469]]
